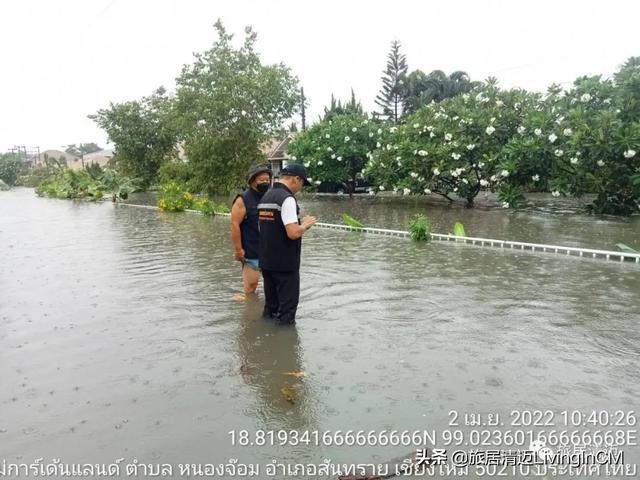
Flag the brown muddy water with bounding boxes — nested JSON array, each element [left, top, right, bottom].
[[1, 187, 639, 479]]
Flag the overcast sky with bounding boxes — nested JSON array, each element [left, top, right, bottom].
[[1, 0, 638, 151]]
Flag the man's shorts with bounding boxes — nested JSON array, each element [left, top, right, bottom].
[[244, 258, 260, 271]]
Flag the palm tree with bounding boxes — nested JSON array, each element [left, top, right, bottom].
[[404, 69, 480, 114]]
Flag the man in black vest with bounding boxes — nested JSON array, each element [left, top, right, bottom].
[[230, 164, 273, 298], [258, 164, 317, 325]]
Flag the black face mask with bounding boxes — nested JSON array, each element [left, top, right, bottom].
[[255, 182, 270, 195]]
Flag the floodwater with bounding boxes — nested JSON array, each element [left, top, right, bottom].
[[1, 187, 639, 479]]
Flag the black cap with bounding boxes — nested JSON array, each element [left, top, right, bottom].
[[280, 163, 311, 186], [247, 164, 272, 185]]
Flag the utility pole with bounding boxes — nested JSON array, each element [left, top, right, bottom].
[[300, 87, 306, 132]]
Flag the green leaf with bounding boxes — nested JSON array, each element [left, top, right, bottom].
[[342, 213, 364, 228], [616, 243, 638, 254], [453, 222, 466, 237]]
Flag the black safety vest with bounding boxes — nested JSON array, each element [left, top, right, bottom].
[[258, 183, 301, 272], [232, 188, 262, 259]]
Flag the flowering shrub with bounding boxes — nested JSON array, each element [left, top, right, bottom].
[[362, 58, 640, 214], [287, 113, 381, 192], [366, 84, 536, 206]]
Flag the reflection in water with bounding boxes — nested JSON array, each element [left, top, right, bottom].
[[237, 298, 316, 432]]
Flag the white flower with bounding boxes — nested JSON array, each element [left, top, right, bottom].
[[517, 126, 526, 135], [462, 178, 469, 184], [563, 128, 573, 136], [603, 98, 611, 104], [418, 150, 428, 157], [554, 149, 563, 157], [197, 119, 206, 126], [453, 187, 458, 192], [552, 190, 561, 197], [429, 132, 435, 138], [501, 170, 510, 178], [486, 126, 496, 135], [386, 144, 392, 151], [433, 168, 440, 176], [327, 147, 333, 152], [424, 188, 431, 194], [480, 179, 489, 187], [502, 202, 510, 209], [466, 144, 475, 151], [304, 162, 310, 168], [413, 123, 420, 128], [548, 133, 558, 143], [376, 142, 381, 148], [290, 156, 297, 161], [314, 180, 321, 185], [534, 128, 542, 136], [241, 110, 247, 116], [496, 100, 504, 107], [490, 117, 496, 123], [410, 172, 418, 178], [624, 149, 637, 158], [570, 157, 578, 165], [396, 156, 402, 161], [514, 102, 521, 109], [451, 153, 461, 160], [352, 127, 357, 132], [344, 136, 351, 142], [403, 188, 411, 195], [318, 161, 323, 166], [363, 120, 368, 125], [307, 177, 312, 182], [389, 127, 398, 134], [369, 132, 374, 137], [427, 126, 434, 131], [478, 162, 485, 168], [331, 154, 336, 159], [532, 174, 540, 182], [580, 93, 592, 102], [597, 160, 605, 167], [490, 175, 498, 182], [377, 128, 382, 135], [445, 133, 453, 141], [337, 156, 343, 162], [369, 190, 375, 195], [378, 185, 385, 191], [325, 133, 330, 138]]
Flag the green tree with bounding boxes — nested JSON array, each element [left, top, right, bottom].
[[90, 87, 178, 187], [288, 113, 380, 195], [174, 20, 300, 195], [321, 89, 364, 121], [405, 69, 480, 114], [0, 152, 24, 186], [375, 40, 409, 123]]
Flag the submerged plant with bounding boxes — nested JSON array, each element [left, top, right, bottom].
[[453, 221, 466, 237], [408, 214, 431, 242], [342, 213, 364, 228]]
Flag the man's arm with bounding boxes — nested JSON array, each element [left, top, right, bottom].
[[230, 197, 246, 262], [281, 197, 316, 240]]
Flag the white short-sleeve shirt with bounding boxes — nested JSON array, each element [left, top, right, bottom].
[[280, 197, 298, 225]]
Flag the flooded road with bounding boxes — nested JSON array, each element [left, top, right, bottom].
[[1, 187, 639, 478]]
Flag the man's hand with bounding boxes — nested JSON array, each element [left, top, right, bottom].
[[234, 248, 246, 262], [301, 215, 317, 230]]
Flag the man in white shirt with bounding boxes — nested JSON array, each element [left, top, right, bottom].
[[258, 164, 317, 325]]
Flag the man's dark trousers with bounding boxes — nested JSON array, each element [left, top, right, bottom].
[[262, 269, 300, 325]]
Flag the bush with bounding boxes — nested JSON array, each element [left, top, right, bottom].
[[157, 181, 227, 215], [408, 214, 431, 242], [0, 153, 25, 186]]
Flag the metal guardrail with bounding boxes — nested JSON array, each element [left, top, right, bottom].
[[118, 203, 640, 264]]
